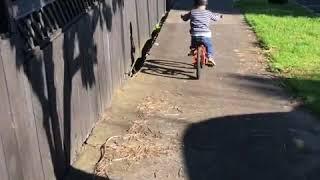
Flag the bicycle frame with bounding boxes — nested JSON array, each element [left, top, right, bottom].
[[192, 45, 207, 66], [192, 44, 207, 79]]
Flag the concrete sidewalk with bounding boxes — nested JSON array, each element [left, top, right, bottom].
[[71, 0, 320, 179]]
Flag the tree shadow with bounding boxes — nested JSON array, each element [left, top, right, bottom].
[[66, 167, 109, 180], [140, 59, 198, 80], [183, 108, 320, 180], [226, 73, 320, 116], [130, 22, 136, 67]]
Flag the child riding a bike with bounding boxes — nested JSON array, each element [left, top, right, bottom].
[[181, 0, 222, 66]]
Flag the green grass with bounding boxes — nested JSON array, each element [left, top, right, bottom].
[[236, 0, 320, 114]]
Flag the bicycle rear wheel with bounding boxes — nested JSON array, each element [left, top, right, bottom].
[[196, 46, 202, 80]]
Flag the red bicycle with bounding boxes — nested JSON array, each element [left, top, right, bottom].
[[192, 43, 209, 79]]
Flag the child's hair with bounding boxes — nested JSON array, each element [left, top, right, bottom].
[[194, 0, 208, 7]]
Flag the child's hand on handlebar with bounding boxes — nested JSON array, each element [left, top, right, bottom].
[[181, 13, 190, 21]]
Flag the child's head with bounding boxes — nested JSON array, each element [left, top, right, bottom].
[[194, 0, 208, 7]]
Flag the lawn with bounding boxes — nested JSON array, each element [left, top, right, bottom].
[[236, 0, 320, 115]]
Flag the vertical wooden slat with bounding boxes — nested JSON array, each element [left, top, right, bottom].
[[64, 23, 83, 161], [76, 14, 87, 150], [90, 7, 102, 116], [122, 0, 131, 73], [136, 0, 150, 48], [0, 39, 45, 180], [100, 0, 113, 109], [129, 0, 140, 56], [0, 137, 9, 180], [146, 0, 152, 36], [118, 0, 125, 86], [152, 0, 158, 29], [37, 40, 66, 179], [77, 13, 92, 144], [158, 0, 164, 22], [106, 0, 119, 92], [0, 44, 24, 180], [95, 3, 106, 114], [88, 6, 100, 125]]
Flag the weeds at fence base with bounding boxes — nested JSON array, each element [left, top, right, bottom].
[[129, 12, 169, 76]]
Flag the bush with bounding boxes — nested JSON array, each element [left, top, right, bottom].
[[268, 0, 288, 4]]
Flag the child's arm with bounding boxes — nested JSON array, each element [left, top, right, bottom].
[[181, 12, 191, 21], [209, 12, 223, 21]]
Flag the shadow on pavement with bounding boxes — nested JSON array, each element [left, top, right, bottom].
[[141, 59, 197, 80], [66, 167, 108, 180], [183, 109, 320, 180], [226, 73, 320, 116]]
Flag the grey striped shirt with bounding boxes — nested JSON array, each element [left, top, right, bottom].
[[182, 9, 220, 37]]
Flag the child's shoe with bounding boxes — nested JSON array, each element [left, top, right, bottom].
[[207, 57, 216, 66]]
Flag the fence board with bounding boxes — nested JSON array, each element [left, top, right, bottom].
[[136, 0, 150, 48], [41, 40, 65, 180], [77, 13, 90, 148], [93, 15, 104, 116], [0, 39, 45, 180], [0, 137, 9, 180], [120, 1, 131, 76], [96, 20, 109, 113], [152, 0, 158, 29], [63, 22, 83, 162], [122, 0, 130, 73], [77, 12, 96, 145], [101, 4, 113, 109], [88, 6, 101, 125], [158, 0, 165, 21], [0, 46, 23, 180], [125, 0, 140, 60], [108, 0, 123, 92]]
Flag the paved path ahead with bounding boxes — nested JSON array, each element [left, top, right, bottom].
[[72, 0, 320, 179]]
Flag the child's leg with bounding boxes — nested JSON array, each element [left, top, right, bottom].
[[189, 36, 198, 56], [190, 36, 197, 49], [202, 37, 214, 58]]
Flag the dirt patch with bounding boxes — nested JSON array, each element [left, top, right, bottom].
[[137, 93, 183, 118], [95, 93, 181, 178]]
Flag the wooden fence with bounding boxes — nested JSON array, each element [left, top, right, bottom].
[[0, 0, 169, 179]]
